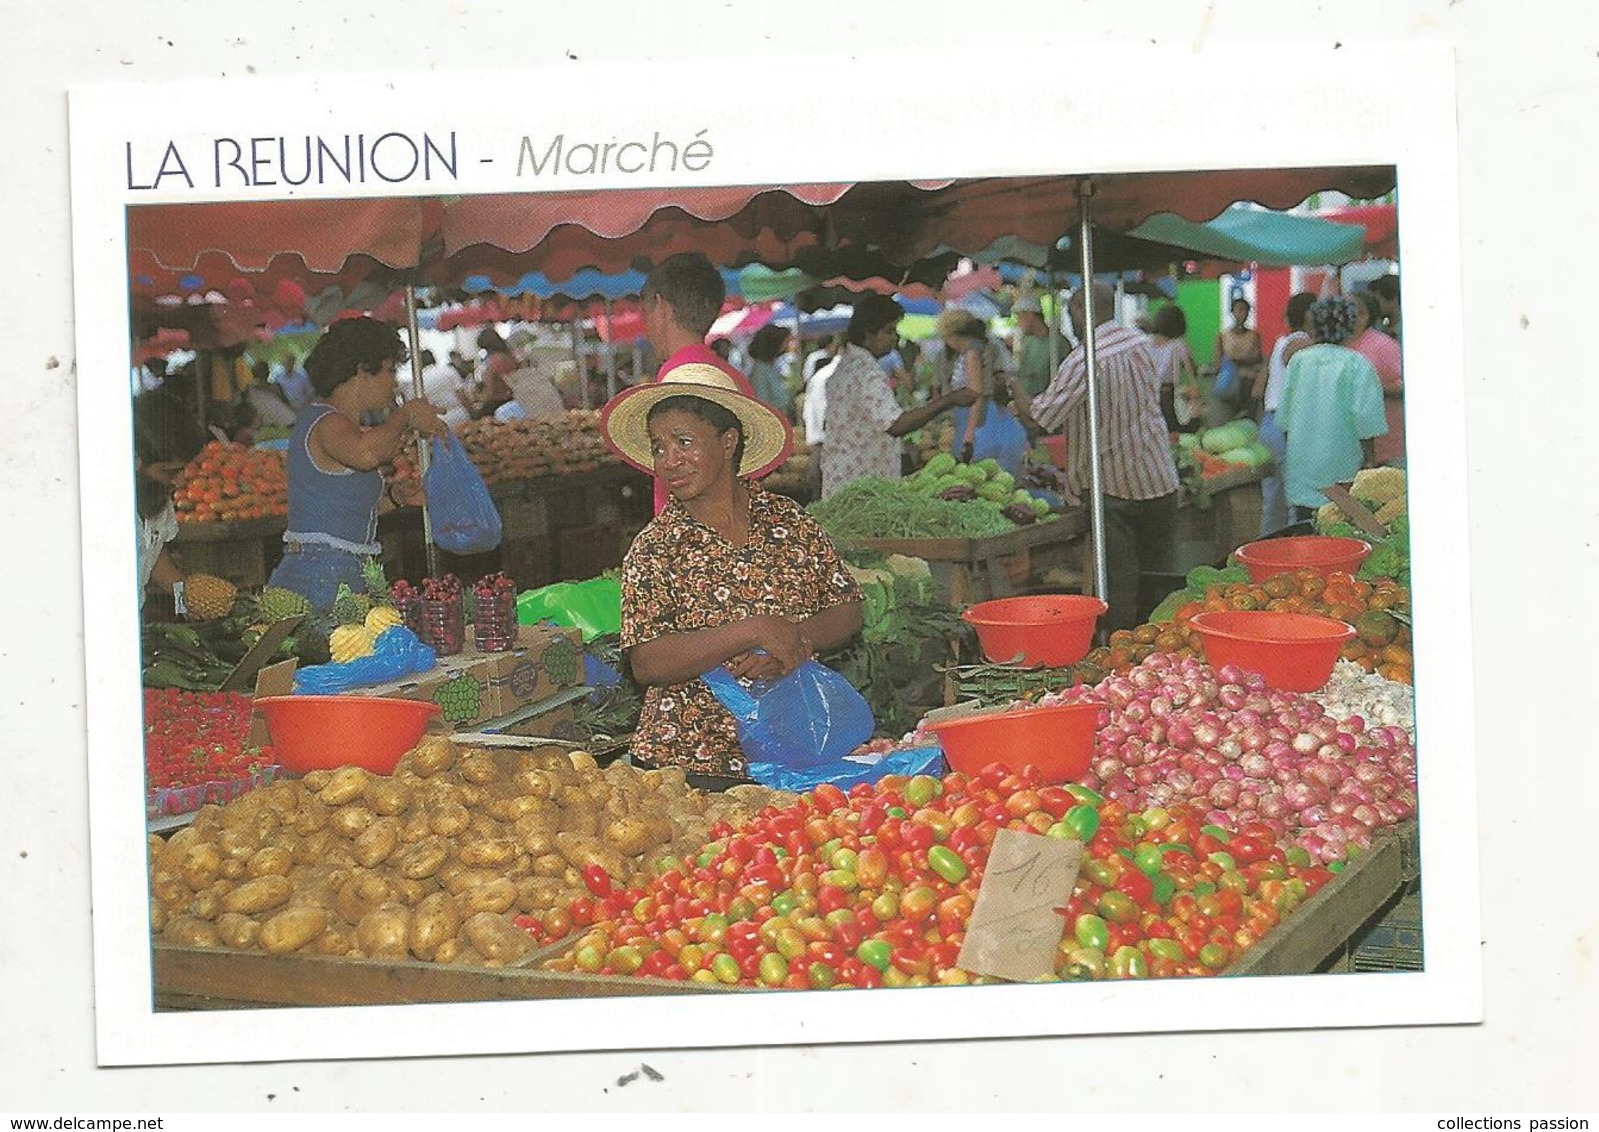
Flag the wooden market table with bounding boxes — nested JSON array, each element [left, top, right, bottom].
[[854, 509, 1090, 606], [151, 818, 1421, 1010], [1179, 465, 1268, 566]]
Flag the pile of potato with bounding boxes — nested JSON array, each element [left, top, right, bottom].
[[149, 737, 794, 968]]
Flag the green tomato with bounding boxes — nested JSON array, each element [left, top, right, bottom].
[[1084, 859, 1121, 888], [904, 774, 942, 808], [1147, 938, 1185, 963], [1133, 843, 1164, 877], [771, 891, 797, 917], [1097, 890, 1138, 924], [1063, 803, 1100, 842], [856, 939, 892, 973], [1207, 850, 1237, 871], [1150, 873, 1176, 905], [711, 952, 743, 984], [1217, 869, 1249, 895], [1198, 942, 1230, 970], [927, 845, 968, 884], [1284, 845, 1313, 868], [871, 891, 899, 922], [774, 928, 807, 961], [1110, 944, 1149, 979], [757, 952, 789, 987], [1200, 824, 1231, 843], [1063, 784, 1104, 807], [1074, 913, 1110, 951]]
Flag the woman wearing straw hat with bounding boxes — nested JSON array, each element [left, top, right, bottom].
[[600, 361, 864, 786]]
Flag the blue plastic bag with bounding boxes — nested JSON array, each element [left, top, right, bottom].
[[293, 626, 438, 694], [971, 400, 1030, 478], [747, 744, 945, 793], [425, 432, 503, 554], [701, 660, 875, 771], [1212, 356, 1246, 408]]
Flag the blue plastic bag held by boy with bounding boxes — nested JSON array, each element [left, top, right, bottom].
[[425, 432, 502, 554], [701, 660, 875, 772]]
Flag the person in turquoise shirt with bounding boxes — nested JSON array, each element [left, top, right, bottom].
[[1277, 296, 1388, 520]]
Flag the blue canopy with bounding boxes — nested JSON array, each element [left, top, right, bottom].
[[459, 266, 741, 301]]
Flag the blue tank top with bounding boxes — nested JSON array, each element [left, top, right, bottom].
[[283, 403, 384, 554]]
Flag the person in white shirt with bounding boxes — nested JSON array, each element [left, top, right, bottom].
[[418, 349, 473, 430]]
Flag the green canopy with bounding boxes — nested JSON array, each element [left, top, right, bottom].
[[1129, 206, 1368, 267], [737, 264, 821, 301]]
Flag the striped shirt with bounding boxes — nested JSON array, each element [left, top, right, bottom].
[[1030, 322, 1180, 501]]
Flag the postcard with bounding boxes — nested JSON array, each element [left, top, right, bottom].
[[69, 44, 1477, 1067]]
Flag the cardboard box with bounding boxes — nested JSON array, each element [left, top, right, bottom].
[[477, 621, 585, 719], [243, 622, 585, 742]]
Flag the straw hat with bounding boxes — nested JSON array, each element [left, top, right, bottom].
[[599, 361, 793, 479]]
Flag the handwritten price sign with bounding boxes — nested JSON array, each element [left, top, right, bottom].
[[955, 827, 1083, 982]]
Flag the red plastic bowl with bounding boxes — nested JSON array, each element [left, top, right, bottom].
[[926, 700, 1103, 783], [961, 594, 1108, 668], [1188, 611, 1356, 693], [1234, 535, 1372, 583], [254, 695, 443, 775]]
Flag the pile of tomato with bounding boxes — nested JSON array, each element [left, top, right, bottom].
[[142, 688, 273, 790], [1086, 570, 1413, 685], [172, 440, 289, 525], [532, 764, 1337, 989], [1052, 795, 1334, 980]]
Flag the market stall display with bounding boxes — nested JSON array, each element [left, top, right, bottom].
[[148, 740, 795, 963], [144, 688, 281, 820], [171, 439, 289, 525], [454, 410, 621, 486], [131, 166, 1422, 1010]]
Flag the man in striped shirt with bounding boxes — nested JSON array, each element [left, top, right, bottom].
[[1011, 282, 1181, 631]]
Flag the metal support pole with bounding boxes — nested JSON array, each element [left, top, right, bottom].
[[1077, 182, 1110, 605], [571, 309, 588, 410], [404, 285, 440, 578], [602, 297, 619, 400]]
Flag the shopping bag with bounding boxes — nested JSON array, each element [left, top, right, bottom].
[[702, 659, 875, 771], [1212, 357, 1247, 410], [746, 744, 945, 793], [515, 576, 623, 641], [292, 626, 437, 694], [424, 432, 502, 554], [971, 400, 1030, 478]]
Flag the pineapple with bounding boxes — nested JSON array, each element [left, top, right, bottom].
[[329, 624, 378, 663], [331, 583, 373, 627], [361, 557, 393, 606], [183, 574, 237, 622], [365, 605, 404, 634], [257, 585, 313, 623]]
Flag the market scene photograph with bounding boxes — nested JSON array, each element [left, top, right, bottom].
[[126, 167, 1422, 1007]]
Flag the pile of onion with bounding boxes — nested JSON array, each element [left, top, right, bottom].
[[1042, 653, 1418, 863]]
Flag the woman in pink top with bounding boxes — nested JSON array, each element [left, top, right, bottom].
[[1352, 292, 1405, 466]]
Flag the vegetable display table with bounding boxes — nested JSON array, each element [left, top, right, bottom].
[[151, 818, 1421, 1009], [855, 509, 1089, 606], [171, 517, 291, 589], [1183, 465, 1267, 564], [153, 944, 734, 1010], [1225, 819, 1420, 976]]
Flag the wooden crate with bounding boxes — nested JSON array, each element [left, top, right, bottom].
[[154, 944, 736, 1011]]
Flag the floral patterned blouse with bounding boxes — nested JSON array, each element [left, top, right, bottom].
[[619, 482, 861, 778]]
